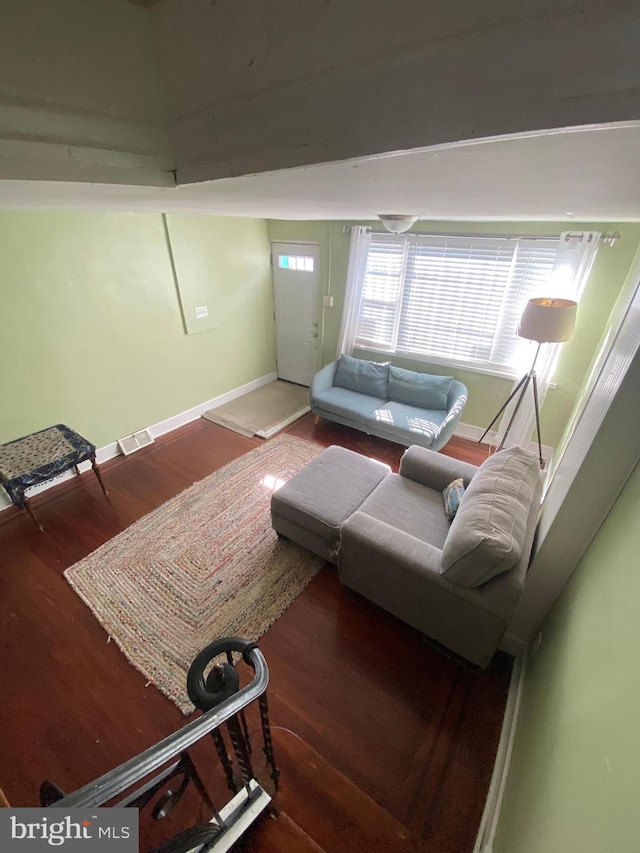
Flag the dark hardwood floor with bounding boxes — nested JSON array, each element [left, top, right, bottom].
[[0, 413, 504, 852]]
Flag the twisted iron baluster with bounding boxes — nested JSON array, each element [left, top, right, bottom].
[[226, 714, 254, 788], [239, 709, 252, 756], [258, 694, 279, 789], [210, 729, 238, 794]]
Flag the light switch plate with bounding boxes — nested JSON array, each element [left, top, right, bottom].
[[195, 305, 208, 319], [323, 295, 334, 308]]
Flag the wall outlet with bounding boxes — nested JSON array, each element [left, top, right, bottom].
[[323, 295, 334, 308], [195, 305, 208, 319]]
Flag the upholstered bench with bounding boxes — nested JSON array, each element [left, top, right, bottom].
[[270, 445, 390, 564]]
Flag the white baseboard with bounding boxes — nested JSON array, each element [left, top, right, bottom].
[[148, 372, 277, 440], [454, 421, 494, 443], [0, 391, 545, 516], [455, 421, 554, 463], [0, 372, 277, 514], [474, 653, 527, 853]]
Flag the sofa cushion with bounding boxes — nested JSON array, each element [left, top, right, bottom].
[[313, 387, 387, 426], [440, 446, 541, 588], [358, 473, 451, 548], [334, 354, 390, 398], [388, 366, 452, 410], [366, 401, 446, 446]]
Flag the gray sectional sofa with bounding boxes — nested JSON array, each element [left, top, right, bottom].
[[271, 443, 542, 667], [310, 354, 468, 451]]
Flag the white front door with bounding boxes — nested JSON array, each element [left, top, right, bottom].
[[272, 242, 320, 386]]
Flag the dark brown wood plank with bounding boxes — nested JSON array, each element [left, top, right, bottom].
[[0, 415, 505, 853], [287, 413, 490, 471], [245, 810, 326, 853], [258, 568, 461, 825], [264, 729, 416, 853]]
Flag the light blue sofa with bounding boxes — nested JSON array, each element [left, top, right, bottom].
[[310, 355, 468, 451]]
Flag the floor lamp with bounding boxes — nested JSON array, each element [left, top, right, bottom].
[[480, 297, 578, 467]]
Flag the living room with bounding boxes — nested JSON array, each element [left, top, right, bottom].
[[1, 2, 640, 852]]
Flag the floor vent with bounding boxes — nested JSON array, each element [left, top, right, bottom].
[[117, 429, 154, 456]]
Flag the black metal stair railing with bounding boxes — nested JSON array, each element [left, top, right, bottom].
[[40, 637, 279, 853]]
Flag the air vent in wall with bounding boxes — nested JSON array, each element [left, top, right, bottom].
[[117, 429, 154, 456]]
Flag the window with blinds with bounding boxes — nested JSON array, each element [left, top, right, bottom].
[[354, 233, 561, 373]]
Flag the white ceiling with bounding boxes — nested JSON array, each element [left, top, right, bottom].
[[1, 123, 639, 222]]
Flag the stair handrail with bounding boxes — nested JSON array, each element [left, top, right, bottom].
[[51, 643, 269, 809]]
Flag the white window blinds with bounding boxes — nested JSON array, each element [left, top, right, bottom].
[[354, 233, 561, 373]]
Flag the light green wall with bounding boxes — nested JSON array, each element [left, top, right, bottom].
[[0, 211, 274, 448], [2, 212, 636, 454], [165, 214, 273, 335], [267, 219, 640, 445], [494, 460, 640, 852]]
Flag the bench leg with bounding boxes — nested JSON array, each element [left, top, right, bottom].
[[23, 495, 43, 532], [90, 454, 109, 499]]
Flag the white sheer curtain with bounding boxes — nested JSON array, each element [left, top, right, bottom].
[[496, 231, 601, 454], [335, 226, 371, 358]]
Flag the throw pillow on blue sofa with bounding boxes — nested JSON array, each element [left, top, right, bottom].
[[388, 366, 452, 410], [334, 354, 390, 398]]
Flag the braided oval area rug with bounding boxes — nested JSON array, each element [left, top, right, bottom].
[[65, 434, 325, 714]]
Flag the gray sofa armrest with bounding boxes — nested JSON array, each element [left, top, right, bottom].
[[342, 510, 525, 620], [399, 445, 478, 491], [310, 360, 338, 404], [339, 512, 511, 666], [341, 510, 444, 579]]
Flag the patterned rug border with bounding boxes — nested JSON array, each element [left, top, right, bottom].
[[65, 434, 325, 714]]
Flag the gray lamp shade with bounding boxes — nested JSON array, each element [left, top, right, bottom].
[[517, 297, 578, 343]]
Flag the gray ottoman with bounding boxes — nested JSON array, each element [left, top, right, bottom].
[[271, 445, 390, 564]]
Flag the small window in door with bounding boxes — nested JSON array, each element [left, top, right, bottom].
[[278, 254, 315, 272]]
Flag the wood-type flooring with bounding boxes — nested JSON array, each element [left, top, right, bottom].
[[0, 413, 506, 852]]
